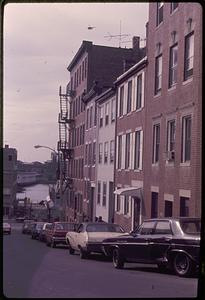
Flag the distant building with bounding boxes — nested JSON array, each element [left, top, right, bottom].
[[3, 145, 17, 217]]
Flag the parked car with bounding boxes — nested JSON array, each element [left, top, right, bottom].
[[102, 217, 201, 277], [31, 222, 45, 240], [22, 220, 34, 234], [66, 222, 127, 259], [45, 222, 76, 248], [22, 220, 35, 234], [39, 222, 52, 242], [3, 222, 11, 234], [16, 216, 26, 223]]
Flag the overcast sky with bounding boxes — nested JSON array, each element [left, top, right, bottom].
[[3, 2, 149, 163]]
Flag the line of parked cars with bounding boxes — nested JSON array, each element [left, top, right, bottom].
[[21, 217, 201, 277]]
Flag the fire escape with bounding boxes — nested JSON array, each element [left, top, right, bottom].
[[57, 85, 75, 194]]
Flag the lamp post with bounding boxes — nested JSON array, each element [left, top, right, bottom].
[[34, 144, 63, 221]]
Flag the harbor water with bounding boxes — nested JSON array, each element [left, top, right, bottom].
[[16, 184, 49, 204]]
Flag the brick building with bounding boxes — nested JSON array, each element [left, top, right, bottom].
[[64, 39, 145, 222], [143, 2, 202, 221]]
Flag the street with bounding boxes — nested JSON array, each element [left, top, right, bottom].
[[3, 221, 199, 298]]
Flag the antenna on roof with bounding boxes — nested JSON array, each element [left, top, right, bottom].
[[104, 20, 130, 47]]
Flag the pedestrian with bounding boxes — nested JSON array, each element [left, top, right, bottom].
[[98, 216, 104, 222], [95, 216, 98, 222]]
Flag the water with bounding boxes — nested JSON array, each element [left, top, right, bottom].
[[16, 184, 49, 204]]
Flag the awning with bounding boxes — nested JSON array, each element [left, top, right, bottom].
[[114, 187, 142, 197]]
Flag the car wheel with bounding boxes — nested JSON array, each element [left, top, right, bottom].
[[173, 252, 193, 277], [79, 248, 88, 259], [112, 248, 124, 269]]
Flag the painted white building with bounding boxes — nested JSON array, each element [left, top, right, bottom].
[[95, 88, 116, 222]]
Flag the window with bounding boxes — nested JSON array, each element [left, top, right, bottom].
[[155, 54, 162, 94], [184, 32, 194, 81], [92, 142, 96, 165], [139, 221, 156, 235], [105, 103, 109, 125], [151, 192, 158, 218], [8, 155, 12, 161], [82, 61, 84, 81], [104, 142, 108, 164], [134, 130, 142, 170], [111, 98, 116, 122], [180, 197, 189, 217], [99, 143, 103, 163], [136, 74, 142, 110], [110, 140, 114, 163], [155, 221, 172, 234], [88, 143, 92, 165], [97, 181, 101, 204], [94, 103, 97, 126], [102, 182, 107, 206], [152, 124, 160, 163], [90, 106, 93, 128], [156, 2, 164, 26], [170, 2, 178, 13], [125, 133, 130, 169], [118, 135, 122, 169], [99, 106, 103, 127], [86, 108, 89, 129], [79, 66, 81, 84], [116, 195, 121, 212], [84, 57, 88, 78], [167, 120, 175, 155], [169, 44, 178, 87], [181, 115, 191, 162], [119, 86, 124, 117], [124, 195, 129, 215], [164, 200, 173, 217], [127, 80, 132, 114]]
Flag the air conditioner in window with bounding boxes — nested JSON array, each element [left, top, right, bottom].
[[167, 150, 175, 161]]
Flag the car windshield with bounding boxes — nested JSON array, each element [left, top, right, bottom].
[[55, 223, 75, 231], [180, 219, 201, 235], [87, 224, 125, 233]]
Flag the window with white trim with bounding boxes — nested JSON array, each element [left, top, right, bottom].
[[155, 54, 162, 94], [125, 133, 131, 169], [102, 182, 107, 206], [167, 120, 175, 153], [134, 130, 143, 170], [152, 124, 160, 163], [99, 143, 103, 163], [127, 80, 132, 114], [105, 102, 109, 125], [97, 181, 101, 204], [156, 2, 164, 26], [124, 195, 129, 215], [184, 32, 194, 81], [99, 106, 103, 127], [170, 2, 178, 13], [119, 86, 124, 117], [111, 98, 116, 122], [169, 43, 178, 87], [110, 140, 114, 163], [118, 135, 122, 169], [181, 115, 191, 162], [136, 74, 142, 110], [104, 142, 108, 164]]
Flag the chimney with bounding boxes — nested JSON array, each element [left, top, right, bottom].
[[132, 36, 140, 51]]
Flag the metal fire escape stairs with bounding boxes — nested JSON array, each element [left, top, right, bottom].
[[57, 85, 74, 194]]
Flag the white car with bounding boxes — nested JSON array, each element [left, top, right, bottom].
[[66, 222, 127, 259], [3, 222, 11, 235]]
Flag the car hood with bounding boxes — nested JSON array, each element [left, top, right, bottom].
[[88, 232, 129, 243]]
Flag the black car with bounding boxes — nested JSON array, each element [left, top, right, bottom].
[[31, 222, 45, 239], [102, 217, 201, 277]]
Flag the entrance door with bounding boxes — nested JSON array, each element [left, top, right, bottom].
[[133, 197, 141, 230]]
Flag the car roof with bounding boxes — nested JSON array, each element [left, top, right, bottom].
[[143, 217, 201, 222]]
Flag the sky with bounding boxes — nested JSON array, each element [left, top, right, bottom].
[[3, 2, 149, 163]]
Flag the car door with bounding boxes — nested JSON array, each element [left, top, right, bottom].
[[69, 223, 83, 250], [125, 220, 156, 262], [149, 220, 173, 262], [75, 224, 86, 248]]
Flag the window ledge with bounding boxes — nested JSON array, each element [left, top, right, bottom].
[[134, 169, 141, 172], [154, 92, 161, 99], [165, 161, 175, 166], [168, 84, 177, 92], [135, 107, 143, 113], [152, 163, 159, 167], [180, 162, 191, 167], [183, 77, 193, 86]]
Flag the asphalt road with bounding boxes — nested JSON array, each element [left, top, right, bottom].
[[3, 221, 200, 298]]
